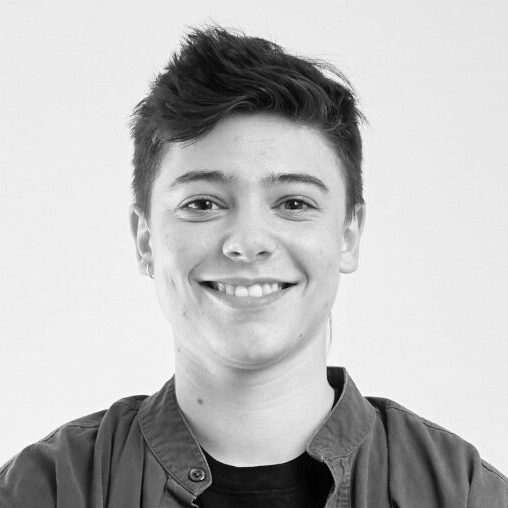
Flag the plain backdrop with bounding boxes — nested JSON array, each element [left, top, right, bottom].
[[1, 0, 507, 474]]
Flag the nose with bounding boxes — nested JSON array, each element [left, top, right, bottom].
[[222, 212, 277, 263]]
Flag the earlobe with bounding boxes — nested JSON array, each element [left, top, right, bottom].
[[129, 205, 153, 274], [339, 203, 366, 274]]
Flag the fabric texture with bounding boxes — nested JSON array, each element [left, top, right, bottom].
[[0, 366, 506, 507]]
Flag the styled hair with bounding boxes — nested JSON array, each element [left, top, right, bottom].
[[131, 25, 365, 225]]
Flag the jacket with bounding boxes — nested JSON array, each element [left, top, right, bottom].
[[1, 366, 507, 507]]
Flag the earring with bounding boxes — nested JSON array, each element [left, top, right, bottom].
[[146, 263, 154, 279]]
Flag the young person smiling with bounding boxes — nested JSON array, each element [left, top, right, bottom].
[[1, 25, 507, 508]]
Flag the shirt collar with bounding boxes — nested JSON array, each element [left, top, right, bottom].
[[138, 366, 376, 498]]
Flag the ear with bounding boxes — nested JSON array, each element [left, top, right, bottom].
[[340, 203, 366, 274], [129, 205, 153, 276]]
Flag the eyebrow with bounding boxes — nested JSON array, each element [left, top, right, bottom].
[[168, 169, 330, 194]]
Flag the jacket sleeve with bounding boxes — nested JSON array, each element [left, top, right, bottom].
[[0, 423, 99, 508], [467, 458, 508, 508], [385, 402, 508, 507], [0, 441, 56, 508]]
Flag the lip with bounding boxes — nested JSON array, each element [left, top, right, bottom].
[[199, 281, 296, 310], [200, 277, 297, 286]]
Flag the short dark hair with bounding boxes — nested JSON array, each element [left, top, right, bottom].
[[131, 25, 365, 225]]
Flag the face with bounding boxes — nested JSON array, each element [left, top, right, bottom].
[[131, 113, 365, 370]]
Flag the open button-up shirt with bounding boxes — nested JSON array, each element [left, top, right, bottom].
[[1, 366, 507, 507]]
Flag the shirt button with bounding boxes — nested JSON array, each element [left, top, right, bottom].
[[188, 467, 206, 482]]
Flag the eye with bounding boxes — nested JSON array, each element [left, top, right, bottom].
[[181, 197, 223, 211], [277, 198, 315, 212]]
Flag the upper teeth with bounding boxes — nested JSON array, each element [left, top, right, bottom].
[[211, 282, 285, 298]]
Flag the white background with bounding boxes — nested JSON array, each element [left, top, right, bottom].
[[1, 0, 507, 474]]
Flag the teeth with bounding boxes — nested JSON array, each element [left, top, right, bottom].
[[210, 282, 289, 297], [234, 286, 249, 297], [248, 284, 263, 297]]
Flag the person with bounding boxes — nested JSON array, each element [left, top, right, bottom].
[[0, 24, 507, 508]]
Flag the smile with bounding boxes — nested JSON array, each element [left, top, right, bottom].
[[202, 281, 293, 297], [199, 280, 297, 309]]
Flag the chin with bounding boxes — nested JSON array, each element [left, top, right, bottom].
[[213, 333, 296, 370], [220, 353, 285, 371]]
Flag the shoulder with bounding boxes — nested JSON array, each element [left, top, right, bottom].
[[366, 396, 508, 507], [0, 394, 147, 508], [367, 395, 476, 444], [0, 394, 147, 473]]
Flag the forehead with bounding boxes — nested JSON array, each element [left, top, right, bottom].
[[156, 112, 344, 191]]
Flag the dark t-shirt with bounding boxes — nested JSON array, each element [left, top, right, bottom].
[[196, 389, 340, 507]]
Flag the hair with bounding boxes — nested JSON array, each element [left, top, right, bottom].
[[130, 25, 365, 225]]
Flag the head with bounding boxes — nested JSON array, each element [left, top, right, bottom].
[[130, 25, 366, 371]]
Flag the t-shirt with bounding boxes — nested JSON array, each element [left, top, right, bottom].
[[196, 388, 340, 507], [197, 449, 333, 508]]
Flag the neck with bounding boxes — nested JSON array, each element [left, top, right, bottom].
[[174, 335, 334, 467]]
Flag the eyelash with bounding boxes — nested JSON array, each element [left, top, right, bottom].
[[181, 196, 316, 213]]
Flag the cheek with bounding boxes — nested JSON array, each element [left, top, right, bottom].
[[152, 231, 192, 301], [293, 228, 342, 306], [160, 229, 201, 268], [158, 228, 216, 294], [295, 226, 342, 272]]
